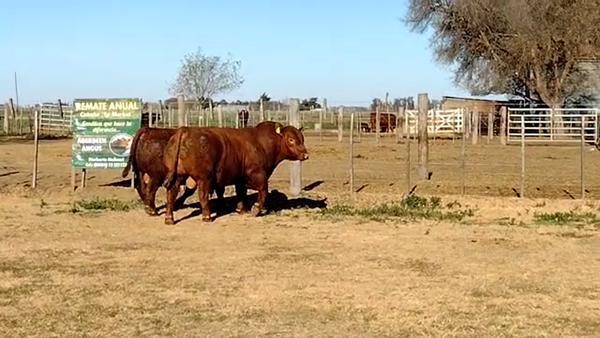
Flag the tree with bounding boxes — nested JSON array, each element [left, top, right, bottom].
[[370, 98, 383, 112], [169, 47, 244, 109], [259, 92, 271, 102], [404, 0, 600, 108], [429, 99, 441, 110], [299, 97, 321, 111], [391, 97, 415, 111]]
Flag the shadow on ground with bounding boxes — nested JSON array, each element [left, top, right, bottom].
[[173, 189, 327, 223]]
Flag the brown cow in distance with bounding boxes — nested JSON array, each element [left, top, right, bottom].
[[238, 109, 249, 127], [121, 127, 225, 216], [161, 121, 309, 224]]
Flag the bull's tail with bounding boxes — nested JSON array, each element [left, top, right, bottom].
[[163, 128, 185, 190], [121, 128, 145, 178]]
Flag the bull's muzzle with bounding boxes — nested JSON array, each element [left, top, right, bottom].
[[301, 153, 309, 160]]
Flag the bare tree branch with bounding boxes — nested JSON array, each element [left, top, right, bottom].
[[404, 0, 600, 107], [168, 47, 244, 107]]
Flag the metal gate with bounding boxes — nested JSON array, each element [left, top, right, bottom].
[[507, 108, 598, 143]]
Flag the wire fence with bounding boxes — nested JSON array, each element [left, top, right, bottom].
[[3, 97, 600, 201], [321, 111, 600, 201]]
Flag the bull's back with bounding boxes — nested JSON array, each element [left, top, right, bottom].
[[135, 128, 177, 178]]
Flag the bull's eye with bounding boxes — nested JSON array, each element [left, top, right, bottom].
[[288, 138, 295, 144]]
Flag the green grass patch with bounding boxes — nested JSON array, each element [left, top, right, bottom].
[[533, 210, 599, 226], [69, 197, 141, 213], [321, 195, 475, 222]]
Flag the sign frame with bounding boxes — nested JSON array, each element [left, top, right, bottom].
[[70, 97, 143, 191]]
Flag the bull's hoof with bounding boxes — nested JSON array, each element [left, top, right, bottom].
[[144, 206, 159, 216], [250, 205, 261, 217], [164, 217, 175, 225], [201, 216, 213, 222]]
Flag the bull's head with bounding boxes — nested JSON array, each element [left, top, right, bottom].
[[276, 123, 309, 161]]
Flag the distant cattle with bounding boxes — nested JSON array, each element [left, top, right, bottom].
[[121, 127, 211, 216], [238, 109, 249, 127], [161, 121, 309, 224], [369, 112, 397, 133]]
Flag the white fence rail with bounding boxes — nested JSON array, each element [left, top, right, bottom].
[[507, 108, 598, 143], [406, 108, 464, 135], [39, 103, 73, 136]]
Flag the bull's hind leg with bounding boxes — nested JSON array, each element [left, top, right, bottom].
[[197, 180, 214, 222], [234, 182, 248, 213], [164, 176, 184, 225], [143, 177, 161, 216], [134, 172, 148, 206]]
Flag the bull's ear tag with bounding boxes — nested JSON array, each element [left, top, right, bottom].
[[275, 124, 281, 134]]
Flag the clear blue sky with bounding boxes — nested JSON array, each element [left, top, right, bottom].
[[1, 0, 490, 107]]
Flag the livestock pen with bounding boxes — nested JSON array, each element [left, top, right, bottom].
[[1, 96, 599, 337]]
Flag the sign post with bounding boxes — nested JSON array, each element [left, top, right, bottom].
[[71, 98, 142, 191]]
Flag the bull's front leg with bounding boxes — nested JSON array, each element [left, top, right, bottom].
[[235, 182, 248, 213], [249, 174, 268, 217]]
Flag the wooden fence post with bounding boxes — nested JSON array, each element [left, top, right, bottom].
[[57, 99, 64, 135], [461, 113, 466, 196], [259, 99, 264, 123], [4, 102, 9, 134], [349, 112, 355, 199], [520, 115, 525, 198], [319, 103, 323, 142], [500, 106, 507, 145], [208, 100, 213, 126], [472, 110, 479, 145], [432, 108, 437, 144], [417, 93, 429, 180], [357, 111, 362, 143], [487, 109, 494, 143], [32, 108, 39, 188], [406, 122, 411, 194], [217, 105, 223, 127], [158, 100, 164, 127], [177, 95, 185, 127], [289, 98, 302, 197], [149, 104, 154, 128], [8, 99, 16, 134], [375, 105, 380, 144], [338, 106, 344, 142], [322, 98, 328, 121], [581, 116, 585, 200], [396, 106, 404, 143]]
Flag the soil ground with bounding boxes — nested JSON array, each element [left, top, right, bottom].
[[0, 134, 599, 337]]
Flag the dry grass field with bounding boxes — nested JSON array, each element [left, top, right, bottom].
[[1, 134, 599, 337]]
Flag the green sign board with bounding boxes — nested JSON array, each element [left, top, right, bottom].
[[71, 98, 142, 169]]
